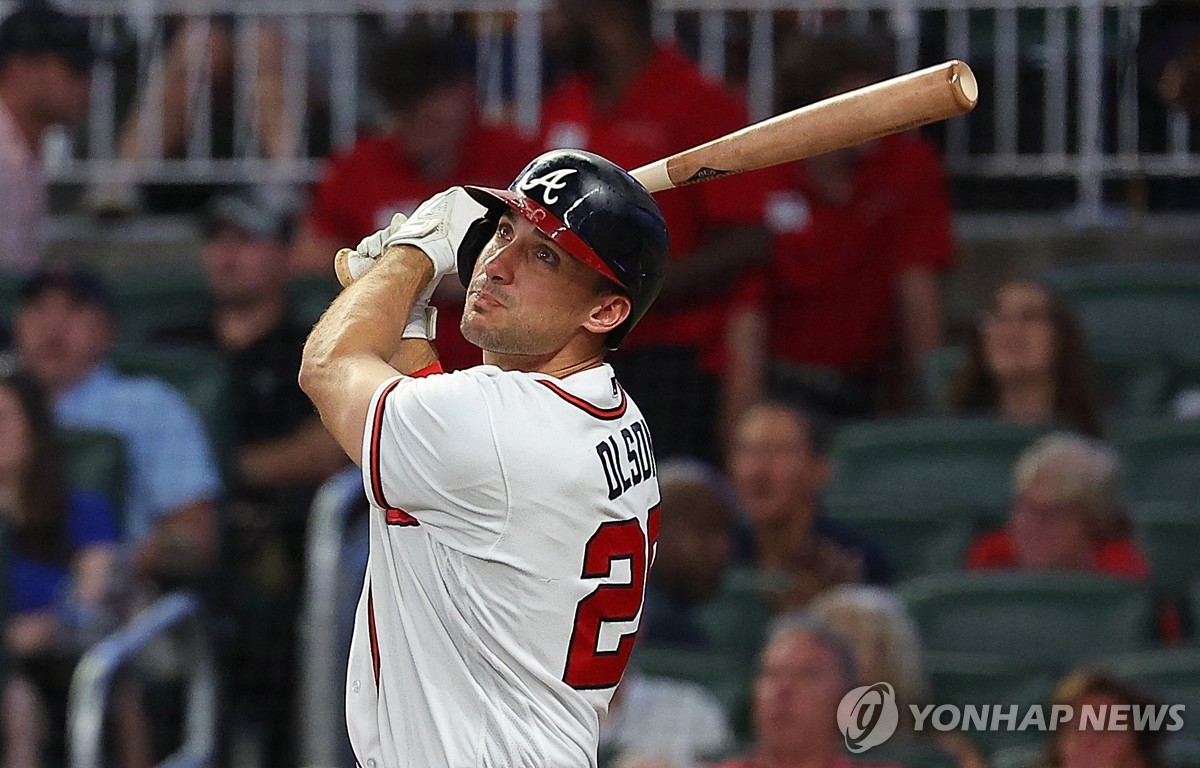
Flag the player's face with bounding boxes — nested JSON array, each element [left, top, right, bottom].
[[754, 631, 846, 752], [14, 290, 112, 393], [981, 281, 1057, 383], [460, 212, 624, 357], [0, 385, 31, 480], [730, 404, 826, 526], [201, 225, 287, 305]]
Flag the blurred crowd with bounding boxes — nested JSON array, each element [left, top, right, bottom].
[[0, 1, 1198, 767]]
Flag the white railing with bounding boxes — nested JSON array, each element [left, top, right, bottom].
[[67, 591, 217, 768], [13, 0, 1196, 223]]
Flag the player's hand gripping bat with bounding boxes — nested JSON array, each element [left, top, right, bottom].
[[334, 59, 978, 286]]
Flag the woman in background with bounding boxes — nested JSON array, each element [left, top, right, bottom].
[[1039, 671, 1166, 768], [0, 369, 148, 768], [949, 280, 1104, 437]]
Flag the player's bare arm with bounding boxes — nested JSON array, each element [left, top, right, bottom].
[[299, 244, 437, 464]]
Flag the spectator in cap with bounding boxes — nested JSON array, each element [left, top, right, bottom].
[[0, 4, 93, 273], [155, 192, 345, 768], [11, 264, 221, 590]]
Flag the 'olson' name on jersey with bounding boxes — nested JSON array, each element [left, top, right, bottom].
[[594, 419, 656, 501]]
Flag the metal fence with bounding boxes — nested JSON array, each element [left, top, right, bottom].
[[8, 0, 1197, 221]]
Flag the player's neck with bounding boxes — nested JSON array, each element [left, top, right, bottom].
[[481, 345, 606, 379]]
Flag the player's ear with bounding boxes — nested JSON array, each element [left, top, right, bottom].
[[582, 293, 631, 336]]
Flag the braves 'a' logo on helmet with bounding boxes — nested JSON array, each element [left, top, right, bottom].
[[517, 168, 578, 205]]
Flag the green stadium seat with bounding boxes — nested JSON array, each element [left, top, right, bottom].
[[1091, 352, 1173, 419], [919, 346, 966, 413], [1114, 419, 1200, 504], [1132, 501, 1200, 602], [1095, 648, 1200, 740], [698, 568, 778, 661], [112, 272, 212, 344], [628, 647, 750, 719], [925, 651, 1056, 755], [1040, 264, 1200, 372], [898, 572, 1156, 671], [108, 345, 234, 477], [827, 419, 1048, 508], [821, 498, 977, 579], [58, 428, 126, 531]]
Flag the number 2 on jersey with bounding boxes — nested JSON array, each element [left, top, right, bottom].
[[563, 506, 660, 689]]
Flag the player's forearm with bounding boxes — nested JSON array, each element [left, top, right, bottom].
[[300, 245, 438, 457]]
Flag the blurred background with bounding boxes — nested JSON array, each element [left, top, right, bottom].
[[0, 0, 1198, 767]]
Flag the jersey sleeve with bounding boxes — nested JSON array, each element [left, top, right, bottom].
[[361, 371, 509, 553]]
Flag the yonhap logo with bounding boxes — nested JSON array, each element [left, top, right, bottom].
[[838, 682, 899, 753]]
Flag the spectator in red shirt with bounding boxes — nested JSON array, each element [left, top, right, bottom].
[[726, 31, 955, 431], [967, 432, 1150, 578], [949, 280, 1105, 437], [291, 22, 537, 370], [542, 0, 773, 462], [710, 613, 900, 768]]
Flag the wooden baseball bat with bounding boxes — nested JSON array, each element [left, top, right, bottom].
[[630, 59, 977, 192], [335, 60, 977, 286]]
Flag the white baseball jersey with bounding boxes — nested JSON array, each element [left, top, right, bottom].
[[347, 362, 661, 768]]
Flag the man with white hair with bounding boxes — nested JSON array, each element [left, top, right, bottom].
[[967, 432, 1150, 577]]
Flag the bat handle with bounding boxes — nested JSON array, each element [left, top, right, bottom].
[[334, 248, 355, 288], [630, 159, 674, 193]]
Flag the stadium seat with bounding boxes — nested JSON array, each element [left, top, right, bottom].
[[698, 568, 778, 660], [1113, 419, 1200, 504], [111, 272, 212, 344], [1095, 648, 1200, 740], [108, 345, 234, 477], [919, 346, 966, 413], [58, 428, 126, 530], [628, 647, 750, 721], [1132, 501, 1200, 602], [1091, 352, 1174, 418], [924, 651, 1057, 755], [898, 572, 1156, 671], [821, 498, 978, 579], [1040, 263, 1200, 374], [827, 419, 1048, 508]]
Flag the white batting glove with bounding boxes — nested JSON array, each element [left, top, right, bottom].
[[346, 212, 409, 283], [345, 211, 440, 341], [383, 187, 486, 279]]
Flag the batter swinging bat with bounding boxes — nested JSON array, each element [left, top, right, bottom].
[[334, 59, 978, 287]]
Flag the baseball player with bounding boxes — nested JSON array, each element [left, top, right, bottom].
[[299, 149, 669, 767]]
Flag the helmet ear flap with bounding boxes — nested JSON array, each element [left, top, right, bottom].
[[456, 212, 500, 288]]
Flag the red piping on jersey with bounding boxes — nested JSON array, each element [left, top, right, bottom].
[[369, 379, 403, 510], [368, 584, 380, 686], [410, 361, 444, 378], [537, 379, 627, 420]]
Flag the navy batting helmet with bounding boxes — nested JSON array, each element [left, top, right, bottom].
[[458, 149, 669, 349]]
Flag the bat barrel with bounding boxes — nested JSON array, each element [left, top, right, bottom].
[[630, 59, 978, 193]]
